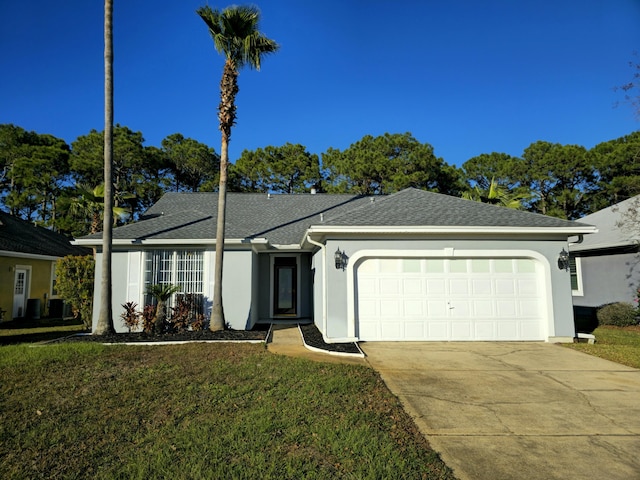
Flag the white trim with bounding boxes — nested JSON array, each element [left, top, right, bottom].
[[0, 250, 61, 261], [73, 238, 268, 247], [13, 265, 32, 318], [345, 249, 554, 342], [307, 225, 597, 236], [306, 236, 327, 337], [300, 326, 364, 356], [50, 262, 58, 299], [269, 253, 302, 319], [570, 256, 584, 297]]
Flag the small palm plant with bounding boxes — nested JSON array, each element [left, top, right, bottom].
[[146, 284, 181, 334]]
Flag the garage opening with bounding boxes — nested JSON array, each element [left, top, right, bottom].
[[355, 257, 546, 341]]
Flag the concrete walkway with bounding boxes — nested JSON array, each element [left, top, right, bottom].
[[360, 342, 640, 480]]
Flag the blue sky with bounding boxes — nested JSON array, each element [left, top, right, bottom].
[[1, 1, 639, 168]]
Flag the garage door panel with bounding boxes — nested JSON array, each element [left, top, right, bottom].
[[380, 300, 400, 316], [356, 257, 546, 341], [426, 279, 446, 294], [517, 279, 538, 295], [358, 277, 377, 295], [520, 322, 542, 338], [427, 322, 450, 340], [497, 322, 519, 339], [427, 300, 448, 315], [404, 322, 425, 338], [472, 279, 492, 295], [449, 279, 469, 295], [496, 300, 517, 317], [519, 300, 540, 317], [495, 279, 515, 295], [358, 322, 379, 339], [473, 299, 494, 316], [358, 299, 378, 316], [474, 322, 496, 339], [403, 278, 423, 295], [380, 278, 400, 294], [451, 321, 473, 339], [380, 322, 402, 339], [449, 300, 471, 317], [404, 300, 424, 316]]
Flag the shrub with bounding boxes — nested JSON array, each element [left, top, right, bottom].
[[191, 314, 205, 331], [597, 302, 639, 327], [168, 294, 204, 332], [55, 255, 95, 329], [141, 305, 155, 333], [120, 302, 140, 332], [168, 297, 192, 332], [146, 284, 181, 333]]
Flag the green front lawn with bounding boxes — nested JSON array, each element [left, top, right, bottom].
[[0, 342, 455, 479], [565, 326, 640, 369]]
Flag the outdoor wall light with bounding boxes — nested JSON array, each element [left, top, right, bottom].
[[334, 247, 347, 270], [557, 248, 570, 271]]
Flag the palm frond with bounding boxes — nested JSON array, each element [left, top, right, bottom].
[[196, 4, 279, 70]]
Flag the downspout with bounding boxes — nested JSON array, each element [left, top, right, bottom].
[[306, 236, 327, 339], [569, 234, 584, 245]]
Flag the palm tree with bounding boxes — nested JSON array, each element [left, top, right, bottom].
[[146, 284, 181, 334], [196, 5, 279, 331], [69, 184, 130, 235], [462, 177, 531, 210], [95, 0, 114, 335]]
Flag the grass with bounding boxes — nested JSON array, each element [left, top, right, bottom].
[[0, 341, 455, 479], [564, 325, 640, 368], [0, 317, 86, 345]]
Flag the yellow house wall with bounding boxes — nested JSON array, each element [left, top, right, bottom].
[[0, 256, 55, 320]]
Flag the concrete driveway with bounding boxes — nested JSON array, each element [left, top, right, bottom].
[[361, 342, 640, 480]]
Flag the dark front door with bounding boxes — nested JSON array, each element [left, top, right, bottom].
[[274, 257, 297, 315]]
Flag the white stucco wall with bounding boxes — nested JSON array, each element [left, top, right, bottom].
[[573, 252, 640, 307], [91, 247, 255, 333]]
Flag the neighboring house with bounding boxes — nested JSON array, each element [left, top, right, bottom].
[[0, 212, 91, 320], [570, 195, 640, 309], [75, 188, 595, 342]]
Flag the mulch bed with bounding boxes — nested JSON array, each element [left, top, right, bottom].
[[299, 323, 362, 355], [53, 323, 270, 344]]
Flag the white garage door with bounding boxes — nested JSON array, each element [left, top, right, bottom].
[[356, 257, 546, 341]]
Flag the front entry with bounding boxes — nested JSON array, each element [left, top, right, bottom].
[[273, 257, 297, 316], [12, 268, 28, 318]]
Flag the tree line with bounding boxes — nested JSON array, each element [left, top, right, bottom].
[[1, 122, 638, 237]]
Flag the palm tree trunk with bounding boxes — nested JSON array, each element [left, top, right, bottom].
[[210, 59, 238, 332], [95, 0, 114, 335], [210, 142, 227, 331], [154, 299, 167, 334]]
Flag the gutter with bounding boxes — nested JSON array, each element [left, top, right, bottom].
[[73, 237, 270, 247], [0, 250, 64, 261], [306, 235, 327, 340], [306, 225, 597, 235]]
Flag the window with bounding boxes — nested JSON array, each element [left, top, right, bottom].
[[569, 256, 583, 296], [144, 250, 204, 306]]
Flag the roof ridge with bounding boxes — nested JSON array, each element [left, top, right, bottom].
[[322, 188, 433, 223]]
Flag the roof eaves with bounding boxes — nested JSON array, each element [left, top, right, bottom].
[[306, 225, 598, 235]]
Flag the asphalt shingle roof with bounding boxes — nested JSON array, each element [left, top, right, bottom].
[[570, 195, 639, 252], [0, 212, 91, 257], [78, 188, 591, 246], [321, 188, 589, 228]]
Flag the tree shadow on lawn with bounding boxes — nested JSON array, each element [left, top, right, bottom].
[[0, 317, 87, 345]]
